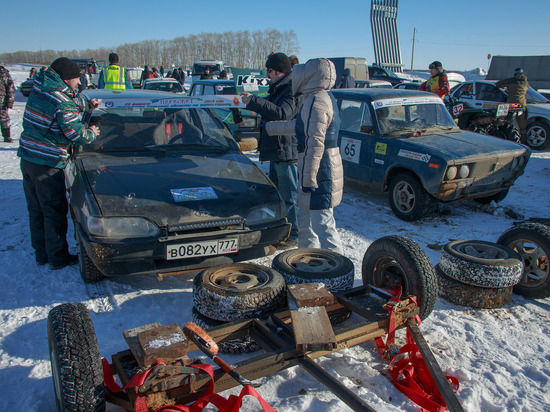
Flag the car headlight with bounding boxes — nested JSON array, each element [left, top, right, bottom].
[[87, 217, 159, 238], [458, 165, 470, 178], [245, 203, 284, 226], [446, 166, 457, 180]]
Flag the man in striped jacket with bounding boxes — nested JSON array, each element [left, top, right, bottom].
[[18, 57, 100, 270]]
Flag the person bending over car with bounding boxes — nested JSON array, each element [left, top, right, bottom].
[[496, 68, 529, 139], [18, 57, 100, 270]]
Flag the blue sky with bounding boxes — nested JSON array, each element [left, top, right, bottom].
[[2, 0, 548, 71]]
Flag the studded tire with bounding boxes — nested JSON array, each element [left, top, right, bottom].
[[76, 231, 104, 283], [497, 223, 550, 298], [193, 263, 286, 322], [48, 302, 105, 412], [362, 235, 437, 320], [440, 240, 523, 288], [435, 264, 513, 308], [272, 248, 354, 293]]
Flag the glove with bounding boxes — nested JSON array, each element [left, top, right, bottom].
[[301, 186, 316, 193]]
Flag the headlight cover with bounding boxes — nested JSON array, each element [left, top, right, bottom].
[[87, 217, 159, 238], [245, 203, 284, 227]]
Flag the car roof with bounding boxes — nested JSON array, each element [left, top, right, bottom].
[[331, 88, 435, 102], [143, 78, 179, 83]]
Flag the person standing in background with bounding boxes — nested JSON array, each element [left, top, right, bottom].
[[0, 65, 15, 143], [98, 53, 132, 89], [419, 60, 450, 99], [496, 68, 530, 139]]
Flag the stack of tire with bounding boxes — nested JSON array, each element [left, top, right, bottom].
[[192, 263, 286, 354], [437, 240, 524, 308]]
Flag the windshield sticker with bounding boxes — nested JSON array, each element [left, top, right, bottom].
[[171, 187, 218, 202], [398, 149, 431, 163], [375, 142, 387, 155], [374, 96, 443, 108], [98, 95, 245, 110]]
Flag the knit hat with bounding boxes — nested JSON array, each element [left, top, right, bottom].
[[514, 67, 523, 75], [429, 61, 443, 69], [109, 53, 119, 64], [50, 57, 81, 80], [266, 52, 292, 74]]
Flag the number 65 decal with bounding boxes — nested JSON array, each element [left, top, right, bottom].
[[340, 137, 361, 164]]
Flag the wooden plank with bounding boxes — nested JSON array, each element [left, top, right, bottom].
[[137, 323, 189, 367], [290, 306, 337, 352], [287, 283, 336, 308], [123, 322, 162, 369]]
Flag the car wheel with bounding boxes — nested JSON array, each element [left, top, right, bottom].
[[48, 303, 105, 412], [388, 172, 431, 221], [361, 235, 437, 320], [191, 307, 260, 354], [435, 264, 513, 308], [497, 223, 550, 298], [439, 240, 523, 288], [193, 263, 286, 322], [272, 248, 354, 293], [500, 123, 521, 143], [525, 121, 550, 150], [76, 231, 104, 283], [473, 189, 509, 204]]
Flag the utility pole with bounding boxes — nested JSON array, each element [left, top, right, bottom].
[[411, 27, 416, 71]]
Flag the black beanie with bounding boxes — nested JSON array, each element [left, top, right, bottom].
[[266, 52, 292, 74], [51, 57, 81, 80]]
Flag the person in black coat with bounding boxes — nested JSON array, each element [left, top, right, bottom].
[[241, 52, 302, 248], [336, 68, 355, 88]]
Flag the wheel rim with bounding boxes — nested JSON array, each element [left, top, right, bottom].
[[371, 256, 409, 291], [393, 180, 415, 213], [210, 267, 269, 290], [455, 242, 509, 259], [289, 253, 339, 272], [527, 126, 547, 147], [508, 238, 549, 288]]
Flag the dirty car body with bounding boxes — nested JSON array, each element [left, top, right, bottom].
[[332, 88, 531, 220], [66, 89, 290, 278]]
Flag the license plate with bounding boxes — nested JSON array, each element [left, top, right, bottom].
[[496, 104, 509, 117], [166, 238, 239, 260]]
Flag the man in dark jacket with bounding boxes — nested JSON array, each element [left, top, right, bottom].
[[0, 65, 15, 142], [141, 65, 152, 86], [18, 57, 100, 270], [336, 68, 356, 89], [241, 52, 302, 248], [496, 68, 530, 138]]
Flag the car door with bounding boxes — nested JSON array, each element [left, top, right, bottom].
[[337, 99, 376, 182], [472, 82, 507, 108]]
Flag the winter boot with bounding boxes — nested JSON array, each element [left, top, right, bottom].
[[2, 127, 12, 143]]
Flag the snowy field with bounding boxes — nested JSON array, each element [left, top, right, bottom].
[[1, 64, 549, 411]]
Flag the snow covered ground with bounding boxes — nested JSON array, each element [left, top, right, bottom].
[[1, 65, 549, 411]]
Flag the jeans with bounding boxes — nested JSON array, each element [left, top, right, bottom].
[[269, 161, 298, 242], [297, 207, 343, 254]]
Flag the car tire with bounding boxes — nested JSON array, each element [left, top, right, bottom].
[[500, 123, 521, 143], [497, 223, 550, 299], [193, 263, 286, 322], [361, 235, 437, 320], [238, 138, 258, 152], [272, 248, 354, 293], [525, 121, 550, 150], [473, 189, 509, 205], [435, 264, 513, 309], [76, 231, 104, 283], [191, 307, 261, 354], [439, 240, 523, 288], [48, 303, 105, 412], [388, 172, 432, 221]]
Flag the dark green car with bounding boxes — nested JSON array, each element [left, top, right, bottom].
[[331, 88, 531, 221]]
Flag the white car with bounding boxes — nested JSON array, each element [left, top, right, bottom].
[[141, 78, 186, 94], [450, 80, 550, 150]]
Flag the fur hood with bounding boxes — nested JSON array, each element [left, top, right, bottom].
[[291, 58, 337, 97]]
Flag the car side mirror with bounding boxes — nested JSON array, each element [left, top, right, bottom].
[[360, 125, 374, 134]]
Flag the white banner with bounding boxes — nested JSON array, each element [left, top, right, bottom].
[[98, 95, 245, 110]]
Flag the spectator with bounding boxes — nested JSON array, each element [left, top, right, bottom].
[[150, 67, 160, 78], [141, 65, 151, 85], [419, 60, 450, 99], [40, 66, 47, 74], [336, 68, 355, 89], [201, 68, 213, 80], [0, 65, 15, 143], [265, 58, 344, 253], [178, 68, 186, 84], [496, 68, 530, 138], [218, 70, 228, 80], [28, 67, 37, 79], [160, 66, 164, 77], [78, 68, 88, 93], [172, 67, 182, 84], [241, 52, 302, 249], [17, 57, 100, 269], [289, 55, 299, 67], [166, 71, 173, 78], [98, 52, 133, 89]]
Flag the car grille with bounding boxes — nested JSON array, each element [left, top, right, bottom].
[[167, 218, 244, 234]]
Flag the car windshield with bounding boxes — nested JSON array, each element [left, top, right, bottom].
[[374, 97, 457, 136], [214, 84, 237, 95], [81, 107, 236, 152], [144, 82, 184, 93], [526, 87, 550, 104], [193, 64, 222, 75]]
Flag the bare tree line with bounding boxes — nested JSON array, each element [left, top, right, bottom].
[[0, 29, 299, 70]]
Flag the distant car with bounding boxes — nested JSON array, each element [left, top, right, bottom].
[[331, 88, 531, 221], [355, 79, 392, 89], [141, 78, 186, 93], [449, 80, 550, 150], [368, 66, 423, 86], [394, 82, 422, 90], [188, 79, 261, 141], [66, 89, 290, 282]]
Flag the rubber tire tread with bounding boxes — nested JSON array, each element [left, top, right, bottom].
[[193, 263, 286, 322], [47, 302, 105, 412], [497, 222, 550, 298], [388, 172, 431, 221], [435, 264, 513, 308], [439, 239, 523, 288], [361, 235, 437, 320], [77, 231, 104, 283], [272, 248, 354, 293]]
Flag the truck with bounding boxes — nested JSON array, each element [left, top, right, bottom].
[[486, 55, 550, 90], [191, 60, 231, 82], [328, 57, 368, 83]]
